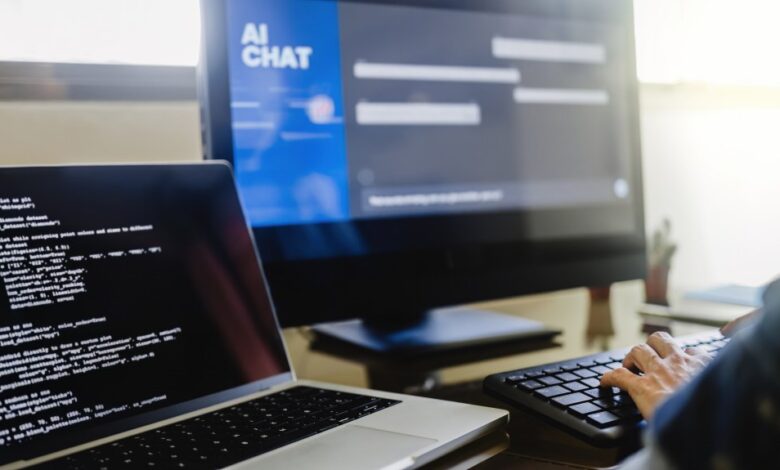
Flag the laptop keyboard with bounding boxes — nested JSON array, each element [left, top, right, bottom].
[[484, 331, 729, 445], [36, 386, 400, 469]]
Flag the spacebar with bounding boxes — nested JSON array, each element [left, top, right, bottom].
[[225, 426, 327, 465], [252, 406, 375, 455]]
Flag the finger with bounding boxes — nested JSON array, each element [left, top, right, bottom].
[[600, 367, 641, 394], [646, 331, 682, 358], [685, 347, 714, 366], [623, 343, 661, 373], [685, 346, 707, 356]]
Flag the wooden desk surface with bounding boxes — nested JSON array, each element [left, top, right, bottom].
[[282, 280, 715, 468]]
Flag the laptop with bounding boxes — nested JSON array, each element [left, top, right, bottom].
[[0, 163, 507, 469]]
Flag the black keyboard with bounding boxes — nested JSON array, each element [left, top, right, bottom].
[[37, 386, 400, 469], [484, 331, 728, 446]]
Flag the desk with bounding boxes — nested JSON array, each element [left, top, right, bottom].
[[282, 280, 715, 468]]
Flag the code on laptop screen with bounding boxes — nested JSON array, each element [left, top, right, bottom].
[[0, 164, 290, 464]]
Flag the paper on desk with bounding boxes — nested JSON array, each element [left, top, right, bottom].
[[684, 284, 765, 308], [639, 298, 755, 328]]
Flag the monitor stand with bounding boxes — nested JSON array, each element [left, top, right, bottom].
[[310, 307, 560, 355]]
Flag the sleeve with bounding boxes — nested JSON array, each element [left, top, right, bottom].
[[649, 279, 780, 469]]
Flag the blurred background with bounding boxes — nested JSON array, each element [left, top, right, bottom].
[[0, 0, 778, 289]]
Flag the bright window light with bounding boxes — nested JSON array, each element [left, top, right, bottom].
[[0, 0, 200, 66], [0, 0, 778, 87], [635, 0, 780, 86]]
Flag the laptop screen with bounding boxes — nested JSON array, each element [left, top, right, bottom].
[[0, 164, 292, 464]]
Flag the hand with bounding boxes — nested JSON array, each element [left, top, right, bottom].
[[600, 331, 712, 419]]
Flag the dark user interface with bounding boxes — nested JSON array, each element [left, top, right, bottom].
[[0, 165, 289, 463]]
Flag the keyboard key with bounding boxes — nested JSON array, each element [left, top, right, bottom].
[[555, 372, 579, 382], [560, 364, 579, 372], [504, 374, 526, 384], [590, 365, 612, 375], [568, 402, 602, 418], [543, 367, 562, 374], [534, 385, 569, 399], [592, 397, 619, 409], [525, 371, 544, 378], [574, 369, 597, 379], [563, 381, 588, 392], [577, 360, 598, 368], [517, 380, 544, 391], [584, 388, 602, 398], [606, 362, 623, 370], [587, 411, 622, 427], [581, 378, 601, 388], [551, 392, 591, 408], [585, 386, 620, 397], [539, 376, 563, 386]]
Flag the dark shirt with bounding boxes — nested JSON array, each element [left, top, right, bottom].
[[652, 279, 780, 469]]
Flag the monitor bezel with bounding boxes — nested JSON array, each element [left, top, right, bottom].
[[198, 0, 647, 327]]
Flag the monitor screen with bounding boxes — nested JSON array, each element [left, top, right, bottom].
[[201, 0, 645, 325], [0, 165, 291, 464], [224, 0, 638, 244]]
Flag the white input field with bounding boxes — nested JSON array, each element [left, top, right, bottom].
[[231, 121, 276, 130], [354, 62, 520, 84], [513, 88, 609, 105], [281, 132, 332, 141], [492, 37, 606, 64], [230, 101, 261, 109], [356, 102, 481, 126]]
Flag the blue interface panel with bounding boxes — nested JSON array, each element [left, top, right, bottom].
[[227, 1, 349, 226]]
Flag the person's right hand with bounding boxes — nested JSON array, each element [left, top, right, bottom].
[[600, 331, 713, 419]]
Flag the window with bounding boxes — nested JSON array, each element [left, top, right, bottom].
[[0, 0, 200, 66], [1, 0, 778, 89], [635, 0, 780, 86]]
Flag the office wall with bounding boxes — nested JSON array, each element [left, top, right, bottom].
[[1, 86, 778, 289], [0, 101, 200, 164], [641, 85, 780, 289]]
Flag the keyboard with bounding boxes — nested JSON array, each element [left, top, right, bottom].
[[37, 386, 399, 469], [483, 331, 728, 446]]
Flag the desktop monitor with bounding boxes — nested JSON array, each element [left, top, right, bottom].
[[198, 0, 646, 351]]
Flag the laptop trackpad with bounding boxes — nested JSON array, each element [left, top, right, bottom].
[[238, 425, 437, 470]]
